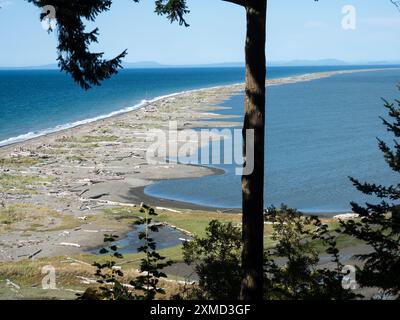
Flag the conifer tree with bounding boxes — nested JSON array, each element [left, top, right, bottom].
[[27, 0, 267, 299], [341, 95, 400, 299]]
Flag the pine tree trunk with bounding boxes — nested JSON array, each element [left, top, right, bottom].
[[240, 0, 266, 300]]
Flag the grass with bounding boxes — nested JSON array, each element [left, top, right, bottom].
[[56, 135, 119, 144], [119, 137, 135, 144], [0, 204, 83, 234], [0, 173, 51, 194], [102, 206, 363, 254], [114, 122, 135, 129], [48, 139, 99, 153], [98, 128, 112, 134], [0, 156, 41, 167], [0, 206, 23, 225], [0, 256, 94, 299], [66, 155, 88, 163], [103, 207, 242, 237], [0, 205, 366, 300], [0, 252, 182, 300]]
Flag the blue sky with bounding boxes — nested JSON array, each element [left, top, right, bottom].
[[0, 0, 399, 66]]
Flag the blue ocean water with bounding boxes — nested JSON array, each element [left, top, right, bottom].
[[145, 68, 400, 213], [0, 65, 391, 146], [1, 65, 399, 212]]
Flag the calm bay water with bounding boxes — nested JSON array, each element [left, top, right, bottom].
[[1, 65, 399, 212], [145, 69, 400, 213]]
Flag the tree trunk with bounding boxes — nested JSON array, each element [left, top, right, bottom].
[[240, 0, 267, 300]]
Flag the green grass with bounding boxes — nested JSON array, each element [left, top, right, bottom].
[[102, 207, 362, 251], [0, 204, 84, 234], [0, 157, 41, 167], [77, 244, 185, 268], [0, 250, 184, 300], [0, 206, 367, 300], [98, 128, 112, 134], [0, 173, 51, 194], [0, 207, 23, 225], [114, 122, 135, 129], [119, 137, 135, 144], [56, 135, 119, 144], [103, 207, 242, 237], [61, 143, 99, 149]]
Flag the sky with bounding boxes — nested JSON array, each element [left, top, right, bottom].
[[0, 0, 399, 67]]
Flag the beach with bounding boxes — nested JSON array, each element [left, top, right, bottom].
[[0, 67, 393, 262]]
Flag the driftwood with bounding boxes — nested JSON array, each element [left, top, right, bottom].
[[78, 188, 89, 197], [6, 279, 21, 291], [88, 193, 109, 200], [333, 213, 359, 220], [79, 198, 137, 208], [28, 249, 42, 259], [156, 207, 182, 213], [59, 242, 81, 248], [64, 256, 91, 266]]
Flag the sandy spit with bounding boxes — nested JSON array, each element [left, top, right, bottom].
[[0, 68, 391, 260]]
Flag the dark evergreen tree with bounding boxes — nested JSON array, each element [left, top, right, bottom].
[[264, 206, 358, 300], [182, 220, 243, 300], [26, 0, 189, 89], [27, 0, 268, 299], [181, 211, 357, 300], [341, 95, 400, 299]]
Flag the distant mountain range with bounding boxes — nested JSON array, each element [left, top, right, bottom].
[[123, 61, 246, 68], [1, 59, 400, 70], [268, 59, 400, 67], [269, 59, 349, 66]]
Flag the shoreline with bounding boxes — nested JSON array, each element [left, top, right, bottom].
[[0, 83, 242, 148], [0, 67, 396, 260], [1, 66, 397, 150]]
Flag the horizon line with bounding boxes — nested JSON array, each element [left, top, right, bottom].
[[1, 59, 400, 70]]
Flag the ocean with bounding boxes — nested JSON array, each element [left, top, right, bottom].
[[0, 65, 390, 146], [1, 65, 399, 212], [144, 68, 400, 212]]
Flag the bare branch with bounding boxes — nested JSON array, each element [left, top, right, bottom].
[[222, 0, 246, 7]]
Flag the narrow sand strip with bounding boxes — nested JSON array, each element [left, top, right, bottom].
[[0, 67, 395, 260]]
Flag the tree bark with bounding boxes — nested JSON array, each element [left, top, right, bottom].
[[240, 0, 266, 300]]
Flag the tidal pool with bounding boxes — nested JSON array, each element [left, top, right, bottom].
[[90, 224, 191, 255]]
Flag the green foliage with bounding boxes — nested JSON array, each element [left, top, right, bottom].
[[0, 173, 51, 194], [155, 0, 189, 27], [27, 0, 189, 89], [130, 204, 173, 300], [26, 0, 126, 90], [0, 156, 41, 167], [182, 220, 242, 299], [341, 96, 400, 299], [182, 209, 357, 300], [264, 206, 358, 300], [79, 205, 172, 300], [57, 135, 118, 143], [78, 233, 134, 300]]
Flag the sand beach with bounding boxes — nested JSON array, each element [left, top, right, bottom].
[[0, 68, 389, 261]]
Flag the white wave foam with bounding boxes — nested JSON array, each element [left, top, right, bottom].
[[0, 89, 208, 147], [1, 67, 393, 148]]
